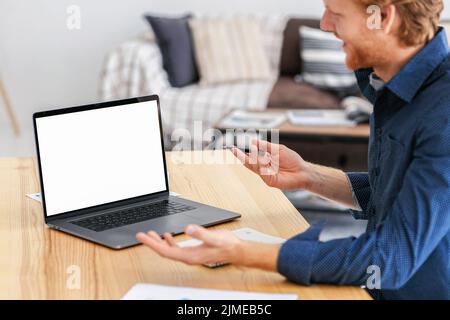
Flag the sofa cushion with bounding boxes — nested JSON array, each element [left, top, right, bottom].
[[297, 26, 358, 92], [193, 14, 288, 76], [267, 77, 341, 110], [144, 14, 199, 88], [280, 18, 321, 76], [189, 18, 272, 85]]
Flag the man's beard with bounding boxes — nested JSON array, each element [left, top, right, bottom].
[[344, 39, 388, 71]]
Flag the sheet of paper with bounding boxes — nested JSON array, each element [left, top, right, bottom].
[[122, 283, 297, 300], [178, 227, 285, 248], [26, 192, 180, 203], [232, 227, 286, 244], [178, 228, 285, 268], [26, 193, 42, 202]]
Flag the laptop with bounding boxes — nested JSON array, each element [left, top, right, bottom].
[[33, 95, 241, 249]]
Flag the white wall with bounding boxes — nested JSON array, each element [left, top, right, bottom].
[[0, 0, 450, 155], [0, 0, 325, 130]]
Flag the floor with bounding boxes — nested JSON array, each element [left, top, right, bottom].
[[285, 191, 367, 241], [300, 211, 367, 241]]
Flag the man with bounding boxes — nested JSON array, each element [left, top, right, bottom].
[[137, 0, 450, 300]]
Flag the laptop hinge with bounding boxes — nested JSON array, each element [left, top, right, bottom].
[[46, 191, 170, 223]]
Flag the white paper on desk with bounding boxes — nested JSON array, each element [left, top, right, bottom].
[[122, 283, 297, 300], [26, 193, 42, 202], [178, 227, 286, 248], [26, 192, 181, 203], [178, 228, 286, 268]]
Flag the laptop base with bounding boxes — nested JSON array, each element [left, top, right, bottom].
[[47, 196, 240, 250]]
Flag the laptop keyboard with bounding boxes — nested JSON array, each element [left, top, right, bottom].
[[71, 200, 196, 232]]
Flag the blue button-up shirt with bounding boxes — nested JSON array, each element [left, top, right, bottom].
[[277, 28, 450, 300]]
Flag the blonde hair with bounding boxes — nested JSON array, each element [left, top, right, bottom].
[[360, 0, 444, 45]]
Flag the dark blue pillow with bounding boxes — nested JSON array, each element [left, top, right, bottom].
[[144, 14, 199, 88]]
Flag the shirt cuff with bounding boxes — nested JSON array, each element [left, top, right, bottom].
[[276, 222, 325, 285], [346, 172, 372, 219], [346, 173, 362, 211]]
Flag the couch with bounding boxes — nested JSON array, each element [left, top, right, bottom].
[[100, 17, 450, 172], [100, 15, 347, 146]]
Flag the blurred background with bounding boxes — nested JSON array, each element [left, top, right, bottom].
[[2, 0, 449, 240], [1, 0, 448, 157], [0, 1, 322, 156]]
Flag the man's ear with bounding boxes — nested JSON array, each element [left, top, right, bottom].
[[380, 4, 399, 35]]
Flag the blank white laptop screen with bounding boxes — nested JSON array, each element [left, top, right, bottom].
[[35, 100, 167, 217]]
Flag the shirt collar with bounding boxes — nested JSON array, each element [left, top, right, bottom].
[[356, 27, 450, 104], [386, 27, 450, 103], [369, 72, 385, 91]]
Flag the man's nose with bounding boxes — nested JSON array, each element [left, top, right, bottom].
[[320, 11, 335, 33]]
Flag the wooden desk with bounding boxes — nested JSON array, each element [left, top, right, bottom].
[[0, 152, 370, 300]]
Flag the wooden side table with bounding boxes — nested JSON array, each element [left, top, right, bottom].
[[214, 109, 370, 171], [0, 78, 20, 136]]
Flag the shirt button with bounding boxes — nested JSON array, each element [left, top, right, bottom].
[[371, 167, 380, 176], [376, 128, 382, 136]]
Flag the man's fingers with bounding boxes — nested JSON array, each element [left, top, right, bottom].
[[147, 230, 163, 242], [163, 232, 178, 247], [256, 139, 280, 155], [137, 231, 226, 266], [137, 232, 187, 260], [233, 144, 273, 176], [257, 150, 271, 167], [185, 225, 221, 247], [232, 146, 256, 172], [250, 138, 281, 154], [249, 143, 259, 166], [137, 232, 165, 251], [232, 146, 248, 163], [251, 144, 270, 172]]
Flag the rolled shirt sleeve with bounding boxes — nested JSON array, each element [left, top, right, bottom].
[[347, 172, 371, 218]]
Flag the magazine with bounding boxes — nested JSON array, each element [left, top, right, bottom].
[[219, 110, 286, 129]]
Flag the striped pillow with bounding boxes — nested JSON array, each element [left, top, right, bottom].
[[189, 18, 272, 85], [297, 26, 357, 92]]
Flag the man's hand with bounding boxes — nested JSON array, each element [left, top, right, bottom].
[[232, 139, 358, 209], [137, 225, 241, 266], [232, 139, 312, 190], [136, 224, 279, 271]]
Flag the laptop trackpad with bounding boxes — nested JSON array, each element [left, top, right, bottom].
[[125, 214, 201, 235]]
